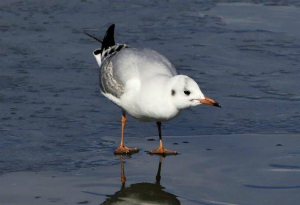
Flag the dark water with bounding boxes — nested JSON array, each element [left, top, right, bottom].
[[1, 134, 300, 205], [1, 0, 300, 199]]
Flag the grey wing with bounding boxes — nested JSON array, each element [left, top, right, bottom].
[[142, 49, 178, 76], [109, 48, 178, 86], [99, 58, 124, 98], [99, 47, 178, 98]]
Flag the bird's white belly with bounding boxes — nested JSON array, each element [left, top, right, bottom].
[[127, 107, 180, 122], [120, 93, 180, 122], [126, 107, 180, 122]]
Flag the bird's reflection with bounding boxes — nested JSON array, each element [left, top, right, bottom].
[[101, 155, 180, 204]]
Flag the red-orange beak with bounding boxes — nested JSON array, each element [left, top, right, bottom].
[[199, 96, 221, 108]]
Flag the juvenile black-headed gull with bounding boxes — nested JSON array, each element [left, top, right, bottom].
[[85, 24, 220, 155]]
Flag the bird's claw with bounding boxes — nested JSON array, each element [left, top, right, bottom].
[[150, 147, 178, 156], [114, 145, 139, 155]]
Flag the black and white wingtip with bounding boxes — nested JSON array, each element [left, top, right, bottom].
[[101, 24, 116, 53], [85, 24, 129, 67], [84, 24, 116, 54]]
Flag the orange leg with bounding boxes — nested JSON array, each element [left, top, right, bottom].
[[114, 112, 139, 154], [150, 122, 177, 155]]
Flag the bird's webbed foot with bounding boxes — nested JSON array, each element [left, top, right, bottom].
[[114, 145, 139, 155], [150, 146, 178, 156]]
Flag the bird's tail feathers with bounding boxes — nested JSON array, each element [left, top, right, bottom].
[[84, 24, 116, 66]]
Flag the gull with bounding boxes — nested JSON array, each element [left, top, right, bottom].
[[85, 24, 221, 155]]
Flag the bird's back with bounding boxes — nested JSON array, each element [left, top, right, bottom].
[[111, 48, 178, 86]]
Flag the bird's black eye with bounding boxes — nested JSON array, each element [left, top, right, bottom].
[[184, 90, 190, 96]]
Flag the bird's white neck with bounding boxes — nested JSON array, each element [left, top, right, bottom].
[[120, 75, 181, 122]]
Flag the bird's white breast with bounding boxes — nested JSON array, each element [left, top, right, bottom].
[[120, 77, 180, 122]]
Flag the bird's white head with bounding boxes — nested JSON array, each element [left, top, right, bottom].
[[168, 75, 221, 110]]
